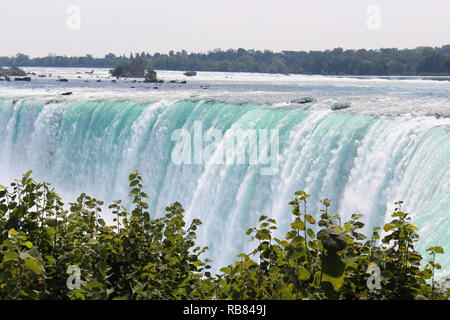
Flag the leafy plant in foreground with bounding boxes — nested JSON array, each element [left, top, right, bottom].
[[0, 171, 448, 300]]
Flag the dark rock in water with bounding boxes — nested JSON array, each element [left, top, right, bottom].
[[14, 77, 31, 81], [61, 92, 73, 96], [180, 80, 187, 84], [331, 102, 351, 111], [6, 66, 27, 76], [142, 69, 159, 83], [183, 71, 197, 77], [58, 78, 69, 82], [96, 79, 102, 82], [169, 80, 178, 83], [143, 77, 159, 83], [153, 86, 159, 89], [144, 77, 163, 83], [291, 97, 313, 104], [45, 99, 62, 105], [111, 80, 116, 83]]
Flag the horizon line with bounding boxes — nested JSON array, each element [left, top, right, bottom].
[[2, 44, 450, 59]]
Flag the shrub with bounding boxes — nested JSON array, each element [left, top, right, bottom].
[[0, 172, 448, 300]]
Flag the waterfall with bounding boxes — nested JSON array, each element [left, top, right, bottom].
[[0, 98, 448, 276]]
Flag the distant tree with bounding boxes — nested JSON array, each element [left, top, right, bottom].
[[416, 52, 444, 74], [110, 57, 156, 80], [2, 45, 450, 75], [445, 57, 450, 74], [12, 53, 31, 66]]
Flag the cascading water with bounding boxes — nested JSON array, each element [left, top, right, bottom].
[[0, 97, 448, 277]]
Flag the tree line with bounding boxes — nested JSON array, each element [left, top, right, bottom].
[[1, 45, 450, 75]]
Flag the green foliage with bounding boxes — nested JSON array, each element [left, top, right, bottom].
[[109, 58, 157, 81], [0, 172, 448, 300], [0, 66, 27, 78], [2, 46, 450, 75], [0, 171, 210, 300]]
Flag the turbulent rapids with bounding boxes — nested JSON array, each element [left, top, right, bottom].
[[0, 97, 448, 276]]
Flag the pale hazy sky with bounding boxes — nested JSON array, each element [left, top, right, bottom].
[[0, 0, 449, 57]]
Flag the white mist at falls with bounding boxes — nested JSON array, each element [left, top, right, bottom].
[[0, 69, 449, 277]]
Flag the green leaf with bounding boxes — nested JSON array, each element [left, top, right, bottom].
[[86, 281, 104, 289], [257, 229, 271, 240], [22, 288, 39, 300], [23, 241, 33, 249], [220, 267, 231, 275], [392, 211, 406, 218], [291, 219, 305, 230], [46, 227, 56, 236], [243, 260, 256, 269], [24, 258, 42, 274], [353, 221, 365, 229], [129, 180, 139, 187], [8, 228, 19, 236], [193, 260, 203, 267], [322, 272, 345, 292], [321, 255, 345, 291], [426, 246, 444, 254], [307, 228, 315, 239], [3, 251, 19, 262], [344, 258, 358, 269], [297, 266, 310, 280], [129, 172, 138, 181], [321, 254, 346, 292], [286, 230, 297, 239], [305, 215, 315, 224], [45, 255, 56, 265]]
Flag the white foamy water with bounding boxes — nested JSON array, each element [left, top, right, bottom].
[[0, 68, 448, 276]]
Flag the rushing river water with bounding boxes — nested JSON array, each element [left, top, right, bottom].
[[0, 68, 448, 276]]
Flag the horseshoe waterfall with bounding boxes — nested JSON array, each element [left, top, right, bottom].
[[0, 97, 448, 276]]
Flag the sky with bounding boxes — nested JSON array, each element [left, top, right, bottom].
[[0, 0, 449, 57]]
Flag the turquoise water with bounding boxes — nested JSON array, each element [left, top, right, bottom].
[[0, 97, 448, 276]]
